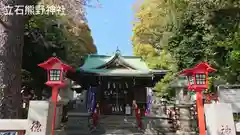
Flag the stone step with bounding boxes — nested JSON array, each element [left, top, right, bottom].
[[66, 130, 93, 135], [100, 115, 136, 120], [54, 129, 67, 135], [103, 119, 136, 124], [91, 127, 144, 135], [144, 130, 176, 135], [66, 129, 176, 135], [99, 123, 136, 129], [66, 121, 91, 128], [97, 115, 139, 131], [66, 114, 175, 134], [66, 112, 92, 134], [99, 116, 136, 126]]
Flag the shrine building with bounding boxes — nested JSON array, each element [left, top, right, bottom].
[[68, 49, 167, 115]]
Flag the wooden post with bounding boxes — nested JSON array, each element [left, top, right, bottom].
[[51, 87, 59, 135], [196, 91, 206, 135]]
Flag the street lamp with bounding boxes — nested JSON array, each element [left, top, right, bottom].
[[180, 62, 216, 135], [38, 57, 73, 135]]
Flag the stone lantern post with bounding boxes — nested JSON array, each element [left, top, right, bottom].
[[170, 76, 193, 135]]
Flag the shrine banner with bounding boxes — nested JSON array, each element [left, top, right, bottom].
[[87, 87, 97, 112], [146, 87, 153, 115]]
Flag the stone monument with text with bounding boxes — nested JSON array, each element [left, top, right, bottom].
[[204, 103, 236, 135], [218, 85, 240, 112]]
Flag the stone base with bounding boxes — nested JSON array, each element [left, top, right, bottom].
[[54, 129, 67, 135], [66, 130, 93, 135], [176, 130, 196, 135], [66, 112, 92, 135]]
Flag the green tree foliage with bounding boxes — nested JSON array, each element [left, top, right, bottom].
[[22, 11, 96, 98], [0, 0, 97, 118], [133, 0, 240, 96], [167, 0, 240, 85], [132, 0, 182, 96]]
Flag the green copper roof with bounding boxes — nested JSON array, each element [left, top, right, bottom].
[[76, 50, 167, 76], [80, 52, 149, 70], [79, 69, 152, 77]]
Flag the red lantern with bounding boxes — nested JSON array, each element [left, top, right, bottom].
[[180, 62, 216, 91], [180, 62, 216, 135], [38, 57, 73, 88], [38, 57, 73, 135]]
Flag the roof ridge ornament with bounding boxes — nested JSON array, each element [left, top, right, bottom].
[[116, 46, 121, 55], [52, 52, 56, 57]]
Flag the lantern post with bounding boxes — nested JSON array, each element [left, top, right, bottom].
[[180, 62, 216, 135], [38, 57, 73, 135]]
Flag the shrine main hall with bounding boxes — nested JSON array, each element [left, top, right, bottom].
[[68, 49, 167, 115]]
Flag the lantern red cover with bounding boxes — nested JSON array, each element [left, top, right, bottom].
[[38, 57, 73, 88], [180, 62, 216, 92]]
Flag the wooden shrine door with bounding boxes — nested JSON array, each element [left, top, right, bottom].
[[102, 88, 133, 115]]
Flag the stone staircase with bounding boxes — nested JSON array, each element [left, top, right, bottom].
[[65, 111, 92, 135], [92, 115, 143, 135], [142, 97, 177, 135], [65, 96, 176, 135]]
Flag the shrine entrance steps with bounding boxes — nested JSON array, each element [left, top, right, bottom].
[[65, 109, 176, 135], [92, 115, 142, 135], [91, 115, 176, 135]]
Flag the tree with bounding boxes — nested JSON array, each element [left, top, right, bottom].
[[167, 0, 240, 85], [132, 0, 240, 96], [0, 0, 97, 119], [0, 0, 27, 119], [22, 13, 96, 99], [132, 0, 182, 96]]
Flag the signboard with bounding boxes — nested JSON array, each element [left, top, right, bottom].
[[204, 103, 236, 135], [26, 101, 49, 135], [218, 85, 240, 112]]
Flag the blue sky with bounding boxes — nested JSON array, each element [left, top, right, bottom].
[[86, 0, 135, 56]]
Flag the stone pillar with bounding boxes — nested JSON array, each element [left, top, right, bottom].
[[46, 101, 64, 131], [75, 90, 88, 112], [59, 79, 73, 105], [176, 88, 194, 135], [176, 104, 192, 134]]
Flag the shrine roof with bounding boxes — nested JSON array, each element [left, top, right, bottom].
[[78, 69, 153, 77], [75, 49, 167, 77], [79, 51, 149, 70]]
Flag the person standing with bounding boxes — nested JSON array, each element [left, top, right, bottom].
[[132, 100, 142, 129]]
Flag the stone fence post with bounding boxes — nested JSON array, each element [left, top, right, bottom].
[[171, 76, 195, 135], [176, 104, 193, 135], [46, 101, 65, 134]]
